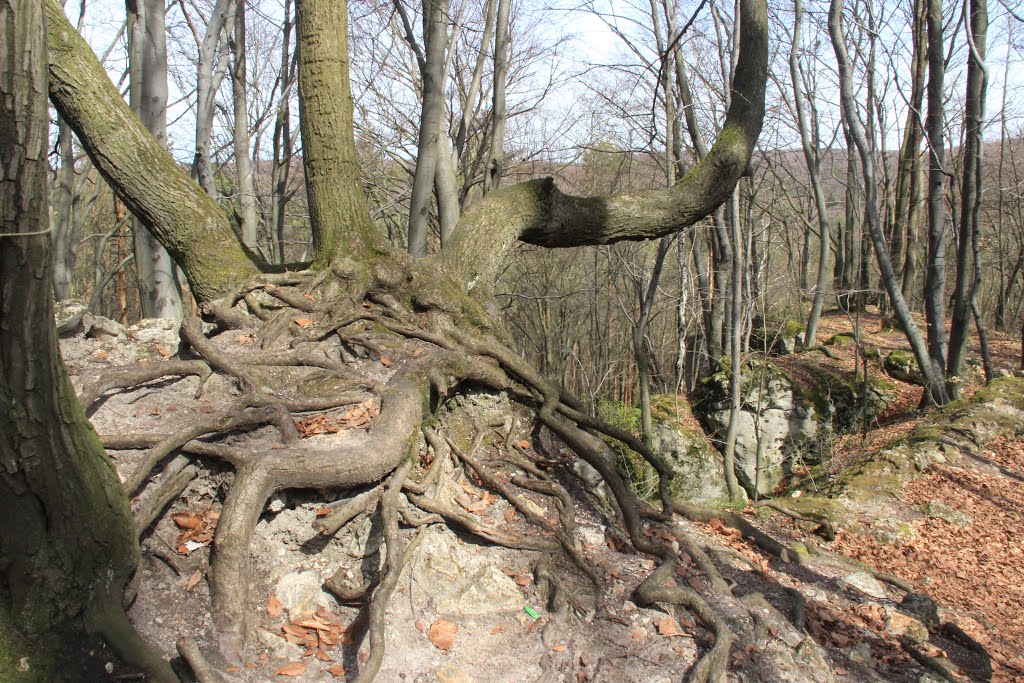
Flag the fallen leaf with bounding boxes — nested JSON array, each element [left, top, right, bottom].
[[172, 513, 203, 530], [314, 649, 334, 662], [275, 661, 305, 676], [303, 293, 317, 302], [631, 628, 647, 643], [515, 574, 533, 586], [517, 440, 531, 449], [552, 644, 565, 652], [656, 618, 680, 636], [428, 619, 458, 650], [379, 356, 391, 367], [226, 665, 241, 673], [95, 351, 109, 359], [326, 664, 346, 677], [294, 317, 313, 327], [186, 570, 203, 591], [155, 345, 172, 357], [490, 625, 506, 635], [267, 595, 284, 618], [315, 508, 333, 517]]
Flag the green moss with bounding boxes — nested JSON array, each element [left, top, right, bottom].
[[825, 333, 857, 347]]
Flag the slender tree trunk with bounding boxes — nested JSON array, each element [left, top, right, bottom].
[[269, 0, 295, 264], [482, 0, 511, 194], [829, 0, 947, 404], [192, 0, 235, 198], [128, 0, 183, 319], [407, 0, 449, 256], [1, 3, 173, 678], [231, 0, 260, 254], [946, 0, 987, 394], [721, 187, 744, 501], [924, 0, 949, 385], [899, 0, 927, 302], [52, 118, 75, 300]]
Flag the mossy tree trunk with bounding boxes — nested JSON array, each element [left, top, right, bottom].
[[0, 3, 173, 679]]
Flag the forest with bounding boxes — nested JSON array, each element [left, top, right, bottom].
[[1, 0, 1023, 679]]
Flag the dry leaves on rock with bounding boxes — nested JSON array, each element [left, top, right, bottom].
[[172, 506, 219, 555]]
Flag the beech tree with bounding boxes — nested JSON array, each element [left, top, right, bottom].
[[39, 0, 766, 676], [0, 1, 174, 679]]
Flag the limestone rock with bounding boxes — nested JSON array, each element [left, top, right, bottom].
[[650, 417, 729, 505], [695, 360, 818, 497], [886, 611, 929, 643], [259, 630, 303, 660], [345, 515, 384, 558], [128, 317, 181, 347], [841, 571, 887, 600], [275, 571, 333, 616], [435, 664, 473, 683], [83, 312, 127, 340], [55, 300, 88, 336], [410, 526, 523, 616], [921, 499, 972, 527]]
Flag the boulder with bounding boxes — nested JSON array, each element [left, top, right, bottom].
[[409, 526, 524, 616], [884, 349, 923, 385], [650, 409, 729, 505], [274, 571, 335, 616], [54, 299, 88, 336], [694, 360, 818, 497], [83, 312, 127, 340]]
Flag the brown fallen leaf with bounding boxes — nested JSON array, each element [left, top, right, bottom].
[[226, 665, 241, 673], [94, 351, 109, 359], [294, 317, 313, 327], [267, 595, 284, 618], [552, 644, 565, 652], [315, 507, 333, 517], [656, 618, 680, 636], [379, 356, 392, 367], [428, 619, 458, 651], [515, 574, 533, 586], [517, 440, 531, 449], [186, 570, 203, 591], [325, 664, 346, 677], [275, 661, 305, 676], [172, 513, 203, 530], [155, 345, 172, 357]]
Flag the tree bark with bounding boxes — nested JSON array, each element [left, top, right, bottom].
[[231, 0, 261, 254], [445, 0, 767, 293], [946, 0, 987, 395], [790, 0, 830, 348], [923, 0, 949, 386], [481, 0, 511, 194], [0, 2, 173, 678], [46, 0, 259, 302], [406, 0, 449, 256], [295, 0, 380, 268], [127, 0, 184, 318]]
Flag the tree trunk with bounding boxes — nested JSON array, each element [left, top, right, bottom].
[[829, 0, 947, 405], [47, 0, 259, 302], [899, 0, 927, 303], [406, 0, 449, 256], [923, 0, 949, 386], [52, 118, 75, 300], [192, 0, 234, 199], [482, 0, 511, 194], [295, 0, 380, 268], [0, 3, 173, 678], [269, 0, 296, 264], [946, 0, 987, 395], [127, 0, 183, 319], [231, 0, 261, 254]]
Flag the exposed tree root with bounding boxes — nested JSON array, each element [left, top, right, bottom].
[[177, 637, 232, 683], [89, 279, 983, 682], [79, 359, 211, 408]]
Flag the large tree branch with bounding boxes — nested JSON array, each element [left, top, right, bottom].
[[45, 0, 260, 302], [442, 0, 767, 291]]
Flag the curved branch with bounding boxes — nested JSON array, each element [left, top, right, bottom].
[[442, 0, 767, 290]]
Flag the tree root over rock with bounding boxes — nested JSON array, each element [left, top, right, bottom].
[[84, 276, 987, 682]]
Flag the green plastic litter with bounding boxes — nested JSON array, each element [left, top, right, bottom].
[[524, 606, 539, 620]]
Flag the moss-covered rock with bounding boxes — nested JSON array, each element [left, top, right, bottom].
[[883, 349, 922, 385], [599, 397, 730, 506]]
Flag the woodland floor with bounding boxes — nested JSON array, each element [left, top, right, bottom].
[[58, 305, 1024, 683]]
